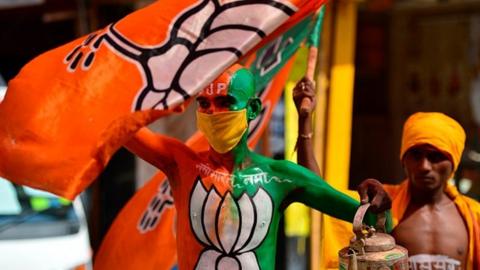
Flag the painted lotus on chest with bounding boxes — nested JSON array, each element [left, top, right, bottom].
[[189, 179, 273, 269]]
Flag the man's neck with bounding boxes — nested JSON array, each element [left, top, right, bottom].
[[409, 184, 449, 206], [208, 135, 250, 171]]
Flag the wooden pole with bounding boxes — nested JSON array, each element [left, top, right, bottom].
[[310, 3, 333, 269]]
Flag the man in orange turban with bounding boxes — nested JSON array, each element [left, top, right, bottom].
[[380, 112, 480, 270], [295, 81, 480, 270]]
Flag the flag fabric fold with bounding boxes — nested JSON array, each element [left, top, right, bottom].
[[0, 0, 325, 199]]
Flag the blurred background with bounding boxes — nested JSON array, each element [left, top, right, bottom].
[[0, 0, 479, 269]]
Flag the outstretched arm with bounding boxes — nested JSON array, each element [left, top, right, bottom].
[[276, 161, 390, 224], [276, 161, 359, 222], [292, 77, 321, 175], [124, 127, 179, 174]]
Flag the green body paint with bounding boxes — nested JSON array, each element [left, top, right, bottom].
[[224, 149, 366, 270], [151, 66, 389, 269], [192, 68, 374, 269]]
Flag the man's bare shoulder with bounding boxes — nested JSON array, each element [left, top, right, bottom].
[[247, 153, 293, 170], [250, 154, 319, 180], [148, 132, 198, 154]]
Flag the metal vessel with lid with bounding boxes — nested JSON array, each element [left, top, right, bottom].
[[338, 203, 408, 270]]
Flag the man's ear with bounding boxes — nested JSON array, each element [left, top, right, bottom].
[[247, 98, 262, 121]]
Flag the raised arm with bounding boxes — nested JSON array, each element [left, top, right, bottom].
[[292, 78, 321, 175], [292, 78, 391, 215], [124, 127, 180, 174]]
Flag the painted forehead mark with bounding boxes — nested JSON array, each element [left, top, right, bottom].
[[200, 72, 231, 96], [200, 81, 229, 96]]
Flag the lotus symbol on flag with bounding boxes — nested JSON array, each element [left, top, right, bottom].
[[138, 179, 174, 233], [63, 0, 296, 111], [189, 179, 273, 270]]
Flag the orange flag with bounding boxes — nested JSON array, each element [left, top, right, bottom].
[[0, 0, 325, 199]]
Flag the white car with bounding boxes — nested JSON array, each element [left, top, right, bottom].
[[0, 84, 5, 101], [0, 79, 92, 270], [0, 178, 92, 270]]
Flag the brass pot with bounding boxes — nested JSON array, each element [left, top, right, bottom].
[[338, 203, 408, 270]]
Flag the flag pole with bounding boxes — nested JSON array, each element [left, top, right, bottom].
[[300, 7, 325, 116], [297, 7, 327, 270], [283, 9, 325, 265]]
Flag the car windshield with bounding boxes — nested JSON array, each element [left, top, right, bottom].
[[0, 177, 80, 240]]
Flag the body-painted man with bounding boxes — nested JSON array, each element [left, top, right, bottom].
[[125, 65, 391, 270], [294, 80, 480, 270]]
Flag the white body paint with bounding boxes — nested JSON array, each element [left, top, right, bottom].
[[409, 254, 461, 270], [189, 179, 273, 270]]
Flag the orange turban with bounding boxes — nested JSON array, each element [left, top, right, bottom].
[[400, 112, 466, 172]]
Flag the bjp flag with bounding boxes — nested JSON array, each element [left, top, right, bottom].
[[0, 0, 326, 199], [94, 10, 327, 268]]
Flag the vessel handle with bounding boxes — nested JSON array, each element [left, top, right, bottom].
[[353, 203, 387, 239]]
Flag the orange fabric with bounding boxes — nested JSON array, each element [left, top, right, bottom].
[[400, 112, 466, 172], [94, 57, 295, 270], [321, 189, 359, 270], [93, 176, 177, 270], [384, 182, 480, 270], [383, 181, 410, 227], [0, 0, 325, 200]]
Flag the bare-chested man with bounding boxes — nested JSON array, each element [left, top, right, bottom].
[[294, 78, 480, 270]]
